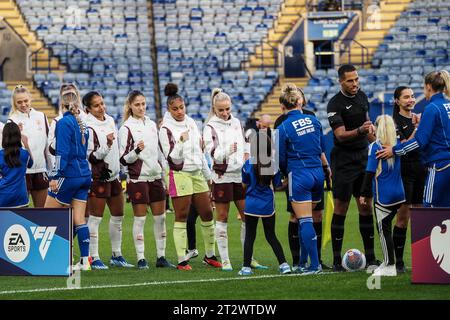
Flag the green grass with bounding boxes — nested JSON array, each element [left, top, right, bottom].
[[1, 192, 450, 300]]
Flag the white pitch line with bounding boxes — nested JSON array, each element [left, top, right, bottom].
[[0, 271, 340, 295]]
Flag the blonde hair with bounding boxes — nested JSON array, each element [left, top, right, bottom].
[[59, 83, 82, 114], [375, 115, 397, 172], [59, 83, 86, 144], [10, 84, 32, 115], [205, 88, 232, 123], [424, 70, 450, 97], [280, 83, 303, 110], [122, 90, 145, 122]]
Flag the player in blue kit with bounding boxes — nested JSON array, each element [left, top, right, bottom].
[[377, 70, 450, 207], [277, 84, 331, 274], [0, 122, 33, 207], [45, 84, 92, 271], [360, 115, 405, 277], [238, 129, 291, 276]]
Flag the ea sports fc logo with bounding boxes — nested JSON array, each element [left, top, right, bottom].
[[3, 224, 30, 263]]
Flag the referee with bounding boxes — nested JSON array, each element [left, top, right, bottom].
[[392, 86, 425, 273], [326, 64, 379, 271]]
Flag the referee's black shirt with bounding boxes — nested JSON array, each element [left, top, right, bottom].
[[393, 112, 421, 163], [327, 90, 370, 150]]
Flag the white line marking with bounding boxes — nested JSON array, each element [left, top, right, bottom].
[[0, 271, 340, 295]]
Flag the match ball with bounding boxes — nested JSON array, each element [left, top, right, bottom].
[[342, 249, 366, 271]]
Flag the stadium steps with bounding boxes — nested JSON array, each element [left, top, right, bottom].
[[0, 0, 66, 74], [0, 0, 64, 116], [248, 0, 307, 69], [339, 0, 413, 67], [254, 76, 309, 124], [4, 80, 57, 121]]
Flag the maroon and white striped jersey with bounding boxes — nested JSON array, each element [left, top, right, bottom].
[[85, 113, 120, 182], [119, 116, 164, 182], [203, 115, 245, 184]]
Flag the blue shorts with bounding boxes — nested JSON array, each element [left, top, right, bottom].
[[423, 161, 450, 207], [48, 176, 91, 206], [288, 167, 324, 203]]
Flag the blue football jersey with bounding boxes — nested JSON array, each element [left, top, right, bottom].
[[242, 159, 281, 217], [52, 112, 90, 179], [394, 93, 450, 167], [0, 148, 33, 207], [367, 141, 405, 206], [277, 110, 325, 174]]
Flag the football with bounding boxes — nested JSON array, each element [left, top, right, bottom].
[[342, 249, 366, 271]]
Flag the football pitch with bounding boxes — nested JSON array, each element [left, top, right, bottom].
[[1, 192, 449, 300]]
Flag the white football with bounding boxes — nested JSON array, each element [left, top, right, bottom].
[[342, 248, 366, 271]]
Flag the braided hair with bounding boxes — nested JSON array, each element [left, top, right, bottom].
[[60, 83, 86, 145]]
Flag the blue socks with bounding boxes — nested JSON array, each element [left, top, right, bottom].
[[298, 217, 319, 270], [299, 234, 308, 267], [75, 224, 90, 258]]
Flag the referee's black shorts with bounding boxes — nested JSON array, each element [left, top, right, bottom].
[[401, 160, 426, 205], [330, 146, 372, 202]]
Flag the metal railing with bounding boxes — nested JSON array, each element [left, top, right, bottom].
[[261, 40, 281, 71], [338, 38, 369, 66], [30, 42, 92, 73], [0, 57, 10, 81], [299, 54, 316, 79]]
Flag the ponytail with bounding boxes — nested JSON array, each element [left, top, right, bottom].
[[60, 83, 86, 145], [375, 115, 396, 170], [280, 83, 302, 110], [424, 70, 450, 97], [206, 88, 232, 123]]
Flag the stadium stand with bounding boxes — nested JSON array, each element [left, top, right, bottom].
[[16, 0, 156, 122], [7, 0, 285, 126], [0, 81, 11, 123], [2, 0, 447, 128], [294, 0, 450, 131], [153, 0, 280, 126]]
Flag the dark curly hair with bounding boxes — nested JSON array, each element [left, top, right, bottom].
[[164, 83, 184, 107]]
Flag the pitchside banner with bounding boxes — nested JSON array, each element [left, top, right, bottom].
[[0, 208, 72, 276], [411, 208, 450, 284]]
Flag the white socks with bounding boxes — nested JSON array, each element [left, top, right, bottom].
[[109, 216, 123, 257], [87, 215, 102, 260], [215, 221, 229, 263], [133, 216, 146, 261], [153, 214, 167, 259], [240, 221, 246, 251]]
